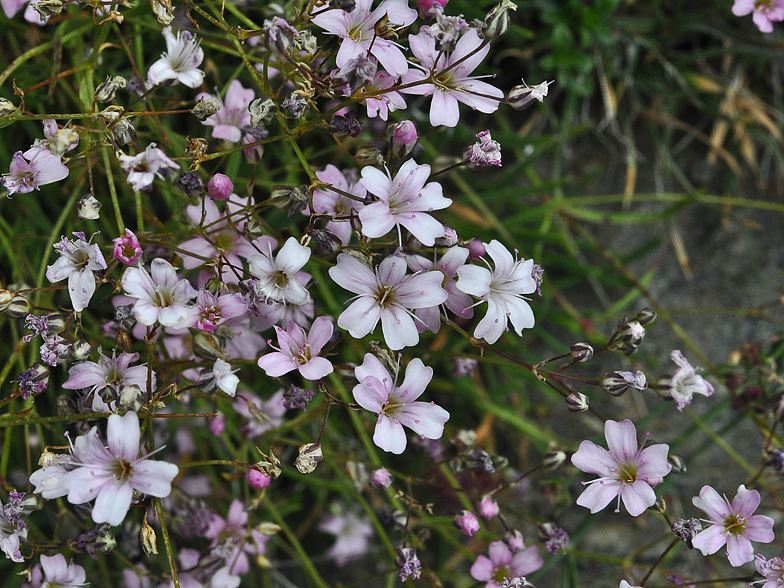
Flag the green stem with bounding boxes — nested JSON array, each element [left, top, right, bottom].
[[102, 145, 125, 234]]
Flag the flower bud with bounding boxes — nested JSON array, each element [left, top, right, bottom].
[[311, 228, 342, 255], [254, 446, 282, 479], [246, 468, 271, 489], [111, 118, 137, 148], [369, 340, 398, 375], [94, 76, 127, 103], [506, 80, 551, 111], [42, 313, 65, 334], [635, 307, 657, 325], [435, 225, 459, 248], [116, 329, 133, 353], [5, 294, 31, 318], [77, 193, 103, 220], [564, 391, 589, 413], [602, 370, 647, 396], [504, 529, 525, 553], [117, 384, 145, 412], [176, 172, 206, 198], [478, 496, 499, 519], [0, 98, 18, 117], [329, 110, 362, 138], [667, 454, 687, 474], [483, 0, 517, 39], [269, 184, 309, 216], [671, 517, 702, 547], [16, 363, 50, 399], [140, 515, 158, 556], [294, 443, 323, 473], [465, 448, 495, 473], [615, 319, 646, 356], [249, 96, 278, 128], [384, 120, 418, 158], [369, 467, 393, 489], [453, 511, 480, 536], [191, 96, 221, 122], [452, 357, 478, 378], [207, 173, 234, 200], [355, 146, 383, 167], [32, 0, 64, 19], [543, 450, 567, 470], [570, 342, 593, 363], [71, 339, 93, 361], [395, 546, 422, 582], [113, 229, 143, 266], [330, 0, 356, 10], [263, 16, 299, 53], [192, 331, 226, 362], [0, 289, 13, 312], [114, 304, 136, 331], [242, 134, 264, 164], [467, 239, 486, 258], [282, 93, 307, 118]]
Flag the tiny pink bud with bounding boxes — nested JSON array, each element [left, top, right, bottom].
[[369, 467, 393, 489], [207, 173, 234, 200], [242, 134, 264, 164], [245, 468, 272, 489], [112, 228, 143, 265], [417, 0, 448, 18], [505, 529, 525, 553], [208, 413, 226, 436], [467, 240, 485, 258], [478, 496, 499, 519], [453, 510, 480, 536]]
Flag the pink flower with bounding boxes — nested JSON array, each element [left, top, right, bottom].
[[359, 159, 452, 246], [247, 237, 311, 305], [257, 316, 334, 380], [38, 554, 86, 588], [183, 290, 247, 332], [45, 231, 107, 312], [571, 419, 671, 517], [417, 0, 448, 18], [113, 228, 143, 265], [147, 26, 205, 88], [308, 165, 366, 245], [328, 252, 448, 350], [2, 147, 69, 195], [318, 509, 374, 566], [401, 27, 504, 127], [312, 0, 416, 77], [754, 554, 784, 588], [454, 510, 480, 536], [206, 499, 267, 575], [691, 484, 774, 567], [198, 80, 255, 143], [733, 0, 784, 32], [121, 258, 198, 328], [455, 240, 537, 344], [352, 353, 449, 454], [660, 350, 714, 411], [59, 412, 179, 526], [470, 539, 543, 588], [118, 143, 179, 191]]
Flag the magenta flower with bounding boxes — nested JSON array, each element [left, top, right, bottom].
[[312, 0, 416, 77], [329, 252, 448, 350], [59, 412, 179, 526], [38, 554, 86, 588], [401, 27, 504, 127], [2, 147, 69, 195], [660, 350, 714, 411], [183, 290, 247, 332], [470, 539, 543, 588], [147, 26, 204, 88], [258, 316, 334, 380], [247, 237, 311, 305], [732, 0, 784, 32], [571, 419, 672, 517], [691, 484, 774, 567], [118, 143, 179, 191], [121, 258, 198, 328], [197, 80, 255, 143], [113, 228, 143, 265], [455, 240, 537, 344], [359, 159, 452, 246], [308, 165, 366, 245], [352, 353, 449, 454], [45, 231, 107, 312]]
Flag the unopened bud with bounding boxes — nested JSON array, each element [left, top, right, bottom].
[[453, 511, 480, 536], [207, 173, 234, 200], [564, 392, 589, 413], [635, 307, 657, 325], [117, 384, 145, 412], [294, 443, 323, 473], [111, 118, 137, 147], [0, 290, 13, 312], [94, 76, 127, 103], [506, 80, 551, 111], [311, 228, 342, 255], [435, 225, 459, 248], [77, 193, 102, 220], [241, 134, 264, 164], [602, 370, 647, 396], [483, 0, 516, 39], [150, 0, 174, 25], [504, 529, 525, 553], [0, 98, 18, 117], [42, 313, 65, 334], [355, 146, 383, 167], [384, 120, 418, 159], [191, 96, 221, 121], [615, 319, 646, 356], [668, 454, 687, 474], [282, 93, 307, 118], [478, 496, 499, 519], [249, 96, 278, 128], [175, 172, 205, 199], [5, 294, 31, 318], [246, 469, 271, 489], [570, 342, 593, 363], [369, 341, 398, 375], [140, 515, 158, 556], [369, 467, 393, 489], [115, 329, 132, 353], [71, 339, 94, 361], [262, 16, 299, 53], [465, 448, 496, 473], [269, 184, 308, 216], [671, 517, 702, 547], [192, 331, 226, 361], [543, 450, 567, 470], [257, 521, 282, 536]]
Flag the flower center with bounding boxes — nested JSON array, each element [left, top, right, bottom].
[[201, 304, 223, 326], [493, 566, 510, 583], [375, 285, 395, 308], [112, 458, 134, 482], [724, 513, 747, 536], [381, 397, 403, 417], [617, 463, 638, 484], [153, 286, 173, 307], [295, 345, 312, 365]]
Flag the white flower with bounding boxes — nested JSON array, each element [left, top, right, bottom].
[[118, 143, 179, 191], [213, 359, 239, 397], [45, 232, 107, 312], [121, 258, 198, 328], [661, 350, 714, 411], [247, 237, 311, 305], [147, 26, 205, 88], [456, 240, 536, 344]]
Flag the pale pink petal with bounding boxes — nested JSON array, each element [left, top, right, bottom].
[[576, 480, 622, 514], [258, 352, 297, 377], [570, 441, 616, 476], [352, 377, 387, 413], [620, 480, 656, 516], [470, 555, 494, 582], [338, 296, 382, 338], [131, 460, 179, 497], [510, 545, 543, 577], [107, 412, 140, 461], [691, 525, 727, 556], [299, 357, 333, 380], [394, 401, 448, 439], [380, 306, 419, 350], [726, 534, 755, 567], [93, 482, 134, 526], [731, 485, 761, 517], [373, 415, 407, 454], [393, 358, 432, 402], [692, 485, 731, 522], [604, 420, 639, 460], [429, 90, 460, 127]]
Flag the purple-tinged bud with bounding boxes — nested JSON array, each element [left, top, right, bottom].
[[452, 357, 478, 378], [246, 468, 272, 489], [504, 529, 525, 553], [208, 413, 226, 436], [539, 523, 569, 554], [565, 391, 589, 413], [435, 225, 459, 248], [417, 0, 448, 18], [369, 467, 394, 489], [453, 510, 480, 536], [207, 173, 234, 200], [467, 240, 485, 258], [614, 319, 646, 355], [16, 363, 49, 399], [242, 134, 264, 164], [385, 120, 418, 158], [478, 496, 499, 519], [329, 110, 362, 138], [506, 80, 551, 111], [112, 228, 143, 265], [395, 547, 422, 581], [766, 449, 784, 471], [282, 93, 307, 118], [282, 385, 315, 411], [464, 130, 502, 168], [671, 518, 702, 547], [570, 342, 593, 363], [602, 370, 647, 396], [176, 172, 205, 198]]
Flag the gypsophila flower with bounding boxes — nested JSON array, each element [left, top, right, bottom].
[[235, 390, 286, 438], [112, 229, 143, 266], [197, 80, 255, 143], [465, 130, 502, 167], [470, 540, 543, 588], [307, 165, 366, 245], [0, 496, 27, 562], [571, 419, 671, 516], [659, 350, 714, 411], [46, 231, 107, 312], [454, 510, 480, 535], [258, 316, 334, 380], [283, 385, 315, 411], [691, 484, 774, 567], [318, 509, 374, 566], [119, 143, 179, 191], [147, 26, 205, 87], [38, 554, 87, 588], [2, 147, 69, 195], [733, 0, 784, 32], [395, 547, 422, 581], [121, 258, 198, 328], [247, 237, 311, 305], [40, 334, 70, 366], [205, 499, 268, 575], [754, 554, 784, 588]]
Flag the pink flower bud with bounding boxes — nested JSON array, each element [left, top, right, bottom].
[[417, 0, 448, 18], [505, 529, 525, 553], [385, 120, 418, 158], [112, 228, 143, 265], [246, 468, 271, 489], [242, 134, 264, 164], [369, 467, 393, 489], [453, 510, 480, 536], [478, 496, 499, 519], [207, 173, 233, 200], [208, 413, 225, 436], [467, 240, 485, 258]]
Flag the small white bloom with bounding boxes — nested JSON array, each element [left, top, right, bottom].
[[213, 358, 239, 397], [45, 232, 107, 312], [147, 26, 205, 88], [121, 258, 198, 328], [247, 237, 311, 305]]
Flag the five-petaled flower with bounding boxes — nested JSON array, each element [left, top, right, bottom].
[[46, 232, 107, 312], [121, 258, 198, 328], [247, 237, 311, 305], [691, 484, 774, 567], [2, 147, 69, 196], [571, 419, 672, 517], [197, 80, 255, 143], [258, 316, 334, 380], [470, 539, 543, 588], [659, 350, 714, 411], [147, 26, 205, 88]]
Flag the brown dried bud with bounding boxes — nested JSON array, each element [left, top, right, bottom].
[[191, 96, 221, 122], [192, 331, 226, 361], [295, 443, 323, 473], [249, 96, 278, 128], [269, 185, 308, 216], [355, 146, 383, 167], [483, 0, 517, 39], [116, 329, 133, 353], [0, 98, 18, 117], [31, 0, 64, 19], [77, 193, 102, 220], [150, 0, 174, 25], [186, 136, 209, 171], [94, 76, 127, 103], [254, 446, 282, 479], [140, 514, 158, 556], [117, 384, 145, 412], [112, 118, 137, 148], [311, 228, 342, 255]]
